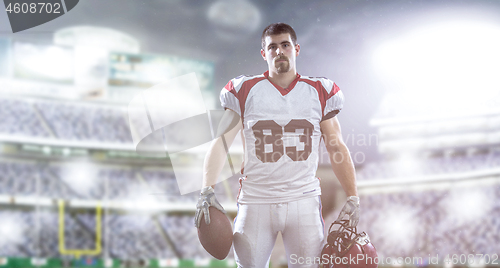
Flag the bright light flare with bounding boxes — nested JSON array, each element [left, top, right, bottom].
[[393, 153, 422, 176], [15, 43, 73, 81], [125, 183, 164, 213], [373, 20, 500, 101], [0, 215, 24, 244], [61, 162, 98, 196], [374, 205, 419, 253], [443, 187, 494, 224]]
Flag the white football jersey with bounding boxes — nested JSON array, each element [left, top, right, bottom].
[[220, 71, 344, 204]]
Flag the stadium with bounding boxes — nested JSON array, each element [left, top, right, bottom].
[[0, 0, 499, 268]]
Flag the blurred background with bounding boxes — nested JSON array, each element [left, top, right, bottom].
[[0, 0, 499, 267]]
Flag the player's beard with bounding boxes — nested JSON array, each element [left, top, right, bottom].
[[274, 56, 290, 73]]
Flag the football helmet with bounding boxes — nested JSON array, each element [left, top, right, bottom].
[[321, 220, 378, 268]]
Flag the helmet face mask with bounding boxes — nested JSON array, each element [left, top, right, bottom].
[[328, 225, 358, 257], [321, 220, 378, 268]]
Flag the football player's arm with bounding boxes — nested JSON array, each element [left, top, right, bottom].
[[195, 108, 241, 228], [320, 116, 359, 227], [202, 108, 242, 188], [320, 117, 357, 197]]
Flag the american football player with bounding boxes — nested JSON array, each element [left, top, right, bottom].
[[195, 22, 359, 268]]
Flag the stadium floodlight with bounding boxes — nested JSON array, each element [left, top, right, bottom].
[[0, 215, 23, 245], [62, 147, 71, 156], [393, 153, 421, 176], [61, 162, 98, 197], [123, 182, 165, 213], [376, 206, 419, 253], [14, 42, 73, 83], [373, 20, 500, 114], [444, 187, 494, 224], [207, 0, 262, 41], [54, 26, 140, 53]]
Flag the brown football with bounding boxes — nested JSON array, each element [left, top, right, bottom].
[[197, 207, 233, 260]]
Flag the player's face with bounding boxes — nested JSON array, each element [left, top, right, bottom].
[[261, 33, 300, 74]]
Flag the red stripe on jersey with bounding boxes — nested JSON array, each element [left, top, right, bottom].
[[329, 83, 341, 98], [223, 79, 241, 115], [263, 71, 301, 96], [223, 80, 239, 112], [225, 76, 265, 122], [239, 77, 264, 121], [298, 79, 341, 118], [299, 79, 329, 117], [224, 80, 237, 97], [237, 177, 246, 201]]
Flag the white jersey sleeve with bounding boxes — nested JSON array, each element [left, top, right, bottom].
[[220, 79, 241, 116], [323, 81, 344, 120]]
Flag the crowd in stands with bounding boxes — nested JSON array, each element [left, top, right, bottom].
[[0, 97, 132, 143], [359, 185, 500, 260], [357, 150, 500, 181]]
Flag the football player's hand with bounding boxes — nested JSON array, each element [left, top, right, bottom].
[[336, 196, 359, 228], [194, 186, 226, 228]]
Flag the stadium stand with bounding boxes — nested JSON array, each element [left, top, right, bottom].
[[0, 99, 50, 138], [359, 184, 500, 259], [0, 96, 132, 144], [0, 156, 240, 260], [34, 101, 132, 143], [357, 150, 500, 181]]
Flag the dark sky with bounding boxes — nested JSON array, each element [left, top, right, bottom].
[[1, 0, 500, 162]]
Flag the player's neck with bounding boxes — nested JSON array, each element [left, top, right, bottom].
[[267, 69, 297, 89]]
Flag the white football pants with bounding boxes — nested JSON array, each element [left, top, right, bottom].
[[233, 196, 325, 268]]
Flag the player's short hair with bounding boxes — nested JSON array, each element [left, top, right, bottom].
[[261, 23, 297, 49]]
